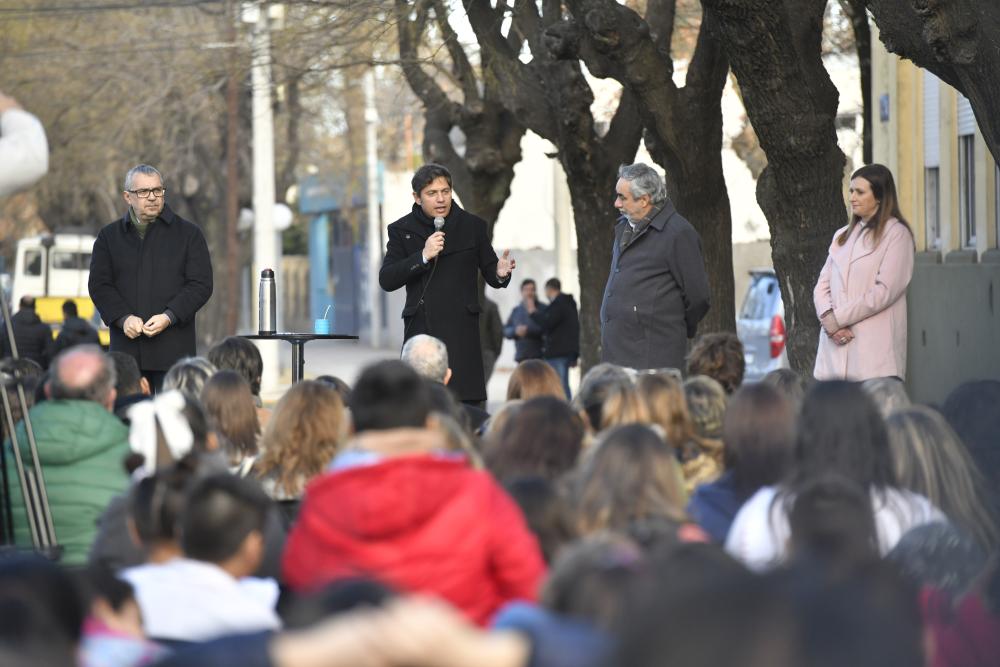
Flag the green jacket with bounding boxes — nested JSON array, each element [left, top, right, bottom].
[[4, 399, 130, 565]]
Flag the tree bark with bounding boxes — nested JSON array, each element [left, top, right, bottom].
[[865, 0, 1000, 165], [702, 0, 847, 374], [557, 0, 735, 335], [395, 0, 526, 234], [464, 0, 644, 371]]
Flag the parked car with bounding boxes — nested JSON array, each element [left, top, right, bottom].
[[737, 268, 788, 381]]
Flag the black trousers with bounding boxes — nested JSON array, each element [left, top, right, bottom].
[[142, 370, 167, 394]]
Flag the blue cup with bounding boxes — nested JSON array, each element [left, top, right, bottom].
[[314, 318, 330, 335]]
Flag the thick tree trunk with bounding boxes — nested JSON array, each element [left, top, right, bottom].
[[559, 0, 735, 336], [865, 0, 1000, 165], [702, 0, 847, 374], [395, 0, 526, 237], [464, 0, 644, 371]]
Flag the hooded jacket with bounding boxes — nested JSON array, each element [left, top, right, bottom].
[[4, 399, 130, 564], [282, 449, 545, 625]]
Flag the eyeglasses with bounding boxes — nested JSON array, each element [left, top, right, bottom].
[[128, 187, 166, 199]]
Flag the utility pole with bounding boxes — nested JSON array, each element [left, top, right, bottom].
[[224, 0, 240, 335], [249, 0, 280, 395], [364, 69, 382, 347]]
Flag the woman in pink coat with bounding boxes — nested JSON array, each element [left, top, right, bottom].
[[813, 164, 915, 381]]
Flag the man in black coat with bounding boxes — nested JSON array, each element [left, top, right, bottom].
[[0, 296, 53, 369], [379, 164, 515, 404], [89, 164, 213, 391], [52, 299, 100, 355], [601, 163, 710, 372], [530, 278, 580, 399]]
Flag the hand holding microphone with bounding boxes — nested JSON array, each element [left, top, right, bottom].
[[423, 216, 446, 261]]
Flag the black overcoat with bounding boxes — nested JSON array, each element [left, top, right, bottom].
[[379, 203, 510, 402], [600, 201, 711, 371], [88, 204, 213, 371]]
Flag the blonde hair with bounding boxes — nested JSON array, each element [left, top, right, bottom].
[[507, 359, 567, 401], [599, 382, 650, 432], [886, 405, 998, 550], [575, 424, 687, 535], [255, 381, 347, 497], [636, 372, 695, 449]]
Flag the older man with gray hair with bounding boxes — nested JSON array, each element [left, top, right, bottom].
[[600, 163, 710, 372], [89, 164, 213, 393], [4, 346, 130, 564], [401, 334, 452, 385]]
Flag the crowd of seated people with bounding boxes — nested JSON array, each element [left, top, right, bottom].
[[1, 332, 998, 667]]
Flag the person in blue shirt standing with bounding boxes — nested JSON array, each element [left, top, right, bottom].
[[503, 279, 545, 364]]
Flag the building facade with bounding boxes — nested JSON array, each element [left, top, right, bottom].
[[872, 28, 1000, 402]]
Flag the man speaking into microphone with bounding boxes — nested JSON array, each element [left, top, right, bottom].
[[380, 164, 515, 405]]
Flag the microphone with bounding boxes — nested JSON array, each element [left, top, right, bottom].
[[433, 216, 445, 232]]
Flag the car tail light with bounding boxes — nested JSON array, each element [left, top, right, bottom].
[[769, 314, 786, 359]]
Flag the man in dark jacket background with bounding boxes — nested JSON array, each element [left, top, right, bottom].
[[530, 278, 580, 399], [600, 163, 710, 372], [0, 296, 52, 369], [52, 299, 100, 354], [503, 278, 545, 363], [379, 163, 514, 405], [89, 164, 213, 392]]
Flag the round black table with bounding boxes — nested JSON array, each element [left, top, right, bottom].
[[241, 333, 359, 384]]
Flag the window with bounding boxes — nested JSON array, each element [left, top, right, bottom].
[[959, 134, 976, 247], [925, 168, 940, 249], [739, 274, 777, 321], [24, 250, 42, 277], [51, 252, 91, 270]]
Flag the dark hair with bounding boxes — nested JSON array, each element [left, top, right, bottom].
[[687, 333, 745, 394], [837, 164, 913, 247], [61, 300, 78, 318], [791, 381, 896, 490], [887, 522, 989, 600], [410, 163, 452, 194], [424, 381, 473, 437], [723, 383, 796, 496], [207, 337, 264, 397], [787, 472, 879, 570], [82, 566, 136, 613], [107, 351, 143, 396], [485, 396, 584, 482], [0, 555, 84, 644], [941, 380, 1000, 519], [504, 476, 576, 564], [18, 295, 34, 310], [129, 456, 200, 548], [201, 371, 260, 462], [545, 277, 561, 291], [761, 368, 810, 411], [314, 375, 351, 403], [0, 358, 43, 438], [350, 360, 431, 433], [506, 359, 566, 401], [124, 396, 211, 475], [180, 473, 271, 564], [542, 534, 645, 630], [519, 278, 536, 290]]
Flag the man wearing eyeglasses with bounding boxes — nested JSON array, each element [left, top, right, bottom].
[[89, 164, 213, 392]]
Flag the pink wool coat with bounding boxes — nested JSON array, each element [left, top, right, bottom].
[[813, 218, 914, 381]]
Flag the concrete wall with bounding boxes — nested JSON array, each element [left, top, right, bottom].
[[906, 260, 1000, 404]]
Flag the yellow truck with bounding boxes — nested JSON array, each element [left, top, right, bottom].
[[10, 232, 110, 347]]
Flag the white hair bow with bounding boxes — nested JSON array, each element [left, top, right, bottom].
[[127, 390, 194, 477]]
